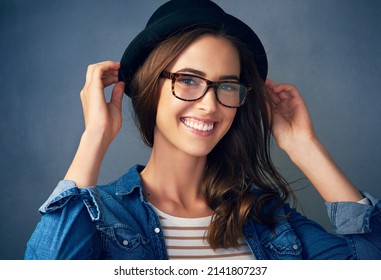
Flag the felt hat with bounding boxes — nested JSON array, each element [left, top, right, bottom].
[[119, 0, 267, 97]]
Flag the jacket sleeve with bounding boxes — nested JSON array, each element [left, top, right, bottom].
[[287, 191, 381, 259], [325, 191, 381, 259], [24, 181, 102, 260], [284, 204, 354, 259]]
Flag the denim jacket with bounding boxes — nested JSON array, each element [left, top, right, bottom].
[[25, 164, 381, 259]]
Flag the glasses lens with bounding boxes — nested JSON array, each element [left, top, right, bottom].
[[217, 83, 247, 107], [174, 74, 206, 100]]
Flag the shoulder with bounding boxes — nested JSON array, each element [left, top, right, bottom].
[[94, 164, 146, 197]]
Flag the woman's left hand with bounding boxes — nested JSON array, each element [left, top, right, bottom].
[[265, 79, 316, 152], [265, 79, 363, 202]]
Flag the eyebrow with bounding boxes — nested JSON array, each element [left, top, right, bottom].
[[176, 68, 240, 82]]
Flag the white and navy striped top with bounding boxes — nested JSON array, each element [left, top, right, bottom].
[[150, 204, 255, 260]]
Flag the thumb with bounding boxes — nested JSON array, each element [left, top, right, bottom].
[[110, 81, 125, 108]]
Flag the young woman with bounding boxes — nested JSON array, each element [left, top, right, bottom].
[[25, 0, 381, 260]]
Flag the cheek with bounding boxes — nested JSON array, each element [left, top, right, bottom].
[[223, 108, 237, 129], [155, 87, 186, 129], [156, 83, 172, 117]]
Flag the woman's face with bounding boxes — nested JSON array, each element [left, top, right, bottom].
[[154, 34, 240, 158]]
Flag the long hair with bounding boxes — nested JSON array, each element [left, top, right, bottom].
[[130, 26, 292, 249]]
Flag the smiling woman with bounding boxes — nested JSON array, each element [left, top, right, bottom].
[[24, 0, 381, 260]]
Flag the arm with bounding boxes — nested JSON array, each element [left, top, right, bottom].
[[264, 83, 381, 259], [265, 79, 363, 202], [64, 61, 125, 188]]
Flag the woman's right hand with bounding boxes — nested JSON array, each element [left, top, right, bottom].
[[81, 61, 125, 147], [64, 61, 125, 188]]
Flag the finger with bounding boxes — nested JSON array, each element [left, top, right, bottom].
[[264, 79, 281, 107], [90, 61, 120, 80], [110, 82, 125, 109], [278, 90, 292, 101], [85, 64, 95, 83], [273, 84, 299, 99], [101, 69, 119, 78], [265, 79, 278, 91], [81, 61, 121, 106], [101, 75, 119, 87], [110, 70, 119, 77], [85, 61, 120, 87], [273, 83, 296, 92], [267, 82, 298, 106]]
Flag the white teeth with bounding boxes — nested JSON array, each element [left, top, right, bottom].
[[183, 118, 214, 132]]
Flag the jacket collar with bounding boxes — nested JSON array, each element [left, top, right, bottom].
[[115, 164, 146, 199]]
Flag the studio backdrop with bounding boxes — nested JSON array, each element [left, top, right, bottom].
[[0, 0, 380, 259]]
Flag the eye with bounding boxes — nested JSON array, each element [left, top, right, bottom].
[[177, 75, 203, 87], [220, 83, 239, 92]]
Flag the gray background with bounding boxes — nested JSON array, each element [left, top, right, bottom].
[[1, 0, 380, 259]]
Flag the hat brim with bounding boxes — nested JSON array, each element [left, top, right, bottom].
[[119, 7, 267, 97]]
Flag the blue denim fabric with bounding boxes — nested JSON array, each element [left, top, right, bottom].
[[25, 164, 381, 259]]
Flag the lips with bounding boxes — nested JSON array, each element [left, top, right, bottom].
[[181, 117, 215, 132]]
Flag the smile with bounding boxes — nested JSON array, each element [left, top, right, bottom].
[[181, 118, 215, 132]]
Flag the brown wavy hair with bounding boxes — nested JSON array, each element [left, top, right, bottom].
[[130, 26, 292, 249]]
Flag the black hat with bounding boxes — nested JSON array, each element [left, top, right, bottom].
[[119, 0, 267, 97]]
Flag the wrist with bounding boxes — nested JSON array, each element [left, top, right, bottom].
[[82, 128, 113, 156], [64, 130, 110, 188], [281, 132, 321, 164]]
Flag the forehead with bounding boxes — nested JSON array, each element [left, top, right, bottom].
[[167, 34, 241, 78]]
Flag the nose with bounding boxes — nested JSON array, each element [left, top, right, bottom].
[[197, 86, 218, 113]]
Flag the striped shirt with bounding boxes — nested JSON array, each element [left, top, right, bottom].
[[150, 204, 256, 260]]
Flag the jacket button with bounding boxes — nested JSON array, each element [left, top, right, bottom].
[[122, 240, 129, 246], [154, 227, 161, 234], [292, 244, 298, 250]]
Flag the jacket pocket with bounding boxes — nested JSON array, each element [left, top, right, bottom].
[[98, 224, 149, 259], [262, 225, 302, 260]]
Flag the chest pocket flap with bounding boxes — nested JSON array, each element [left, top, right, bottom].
[[98, 224, 149, 259], [262, 224, 302, 260]]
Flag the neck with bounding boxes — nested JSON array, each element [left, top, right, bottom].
[[142, 145, 206, 198], [140, 142, 211, 217]]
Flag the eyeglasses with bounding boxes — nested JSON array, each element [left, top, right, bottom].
[[160, 71, 251, 108]]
